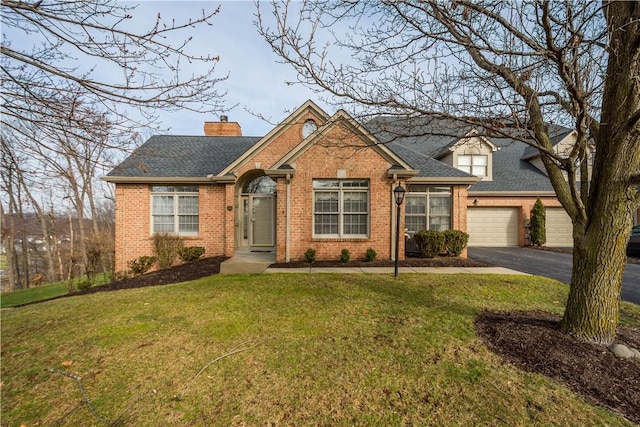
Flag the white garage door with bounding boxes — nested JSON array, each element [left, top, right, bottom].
[[468, 207, 519, 246], [546, 208, 573, 247]]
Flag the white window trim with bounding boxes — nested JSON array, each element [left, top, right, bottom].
[[404, 186, 452, 233], [312, 180, 369, 238], [150, 186, 199, 236]]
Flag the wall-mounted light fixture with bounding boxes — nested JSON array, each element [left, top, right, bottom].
[[473, 199, 479, 206]]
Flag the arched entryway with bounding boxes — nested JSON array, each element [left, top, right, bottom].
[[237, 172, 276, 251]]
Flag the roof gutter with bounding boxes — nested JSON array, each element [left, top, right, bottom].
[[407, 176, 481, 185], [101, 174, 237, 184], [386, 168, 419, 179], [468, 190, 557, 197]]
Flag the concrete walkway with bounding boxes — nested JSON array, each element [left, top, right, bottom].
[[219, 251, 275, 274], [221, 252, 527, 275]]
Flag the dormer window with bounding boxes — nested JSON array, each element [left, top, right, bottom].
[[457, 154, 488, 177], [436, 130, 496, 181]]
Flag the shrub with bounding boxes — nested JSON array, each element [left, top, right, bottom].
[[414, 230, 445, 258], [109, 270, 131, 283], [76, 280, 92, 291], [443, 230, 470, 256], [84, 239, 103, 286], [365, 247, 377, 262], [304, 248, 317, 263], [153, 233, 183, 269], [340, 248, 351, 263], [128, 255, 157, 276], [178, 246, 206, 262], [530, 197, 546, 246]]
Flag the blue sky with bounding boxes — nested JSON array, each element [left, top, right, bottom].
[[127, 1, 329, 137]]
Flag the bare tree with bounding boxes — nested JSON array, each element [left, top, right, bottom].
[[2, 0, 231, 286], [258, 1, 640, 345], [1, 0, 228, 141], [0, 135, 35, 289]]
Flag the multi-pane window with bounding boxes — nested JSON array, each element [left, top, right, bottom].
[[151, 186, 199, 235], [405, 185, 452, 232], [313, 180, 369, 237], [458, 154, 488, 177]]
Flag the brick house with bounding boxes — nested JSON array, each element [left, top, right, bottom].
[[367, 116, 587, 248], [105, 100, 607, 270]]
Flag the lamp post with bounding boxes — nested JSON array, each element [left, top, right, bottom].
[[393, 183, 406, 278]]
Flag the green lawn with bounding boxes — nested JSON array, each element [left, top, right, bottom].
[[2, 273, 638, 426], [1, 274, 112, 308], [1, 282, 70, 308]]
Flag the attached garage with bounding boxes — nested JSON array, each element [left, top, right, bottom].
[[468, 207, 520, 246], [546, 207, 573, 247]]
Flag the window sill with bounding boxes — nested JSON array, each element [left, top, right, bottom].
[[148, 234, 200, 239], [311, 237, 370, 242]]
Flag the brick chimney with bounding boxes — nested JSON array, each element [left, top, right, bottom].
[[204, 115, 242, 136]]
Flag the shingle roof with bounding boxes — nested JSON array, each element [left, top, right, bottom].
[[107, 135, 260, 178], [387, 142, 476, 178], [470, 138, 555, 192], [107, 114, 570, 192], [521, 126, 573, 159], [367, 116, 569, 192]]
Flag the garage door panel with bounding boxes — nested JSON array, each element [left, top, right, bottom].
[[468, 207, 519, 246], [546, 208, 573, 247]]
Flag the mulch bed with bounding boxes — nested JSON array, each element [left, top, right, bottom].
[[74, 255, 228, 295], [270, 256, 490, 268], [476, 311, 640, 424]]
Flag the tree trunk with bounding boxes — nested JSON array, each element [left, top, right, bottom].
[[22, 184, 58, 283], [562, 204, 629, 345], [0, 203, 17, 291], [561, 1, 640, 345]]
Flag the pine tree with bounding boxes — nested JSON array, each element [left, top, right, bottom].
[[530, 198, 546, 246]]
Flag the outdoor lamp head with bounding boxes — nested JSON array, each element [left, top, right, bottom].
[[393, 184, 406, 206]]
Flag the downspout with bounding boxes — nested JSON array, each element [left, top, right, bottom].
[[286, 174, 291, 262]]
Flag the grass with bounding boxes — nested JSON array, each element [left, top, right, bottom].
[[1, 274, 111, 308], [2, 273, 639, 426], [1, 282, 70, 308]]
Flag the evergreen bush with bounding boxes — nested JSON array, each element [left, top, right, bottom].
[[414, 230, 445, 258], [178, 246, 206, 262], [340, 248, 351, 263], [530, 197, 546, 246], [365, 248, 377, 262], [443, 230, 470, 256], [304, 248, 317, 263]]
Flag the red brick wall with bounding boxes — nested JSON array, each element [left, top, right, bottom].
[[113, 183, 232, 271], [452, 185, 469, 258], [234, 112, 324, 179], [203, 121, 242, 136], [273, 123, 402, 262]]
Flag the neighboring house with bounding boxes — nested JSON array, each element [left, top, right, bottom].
[[104, 100, 604, 270], [368, 116, 585, 249]]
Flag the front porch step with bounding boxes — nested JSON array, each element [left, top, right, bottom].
[[220, 251, 276, 274]]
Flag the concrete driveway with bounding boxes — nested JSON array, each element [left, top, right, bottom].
[[468, 247, 640, 305]]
